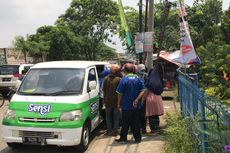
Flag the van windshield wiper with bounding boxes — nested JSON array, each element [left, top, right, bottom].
[[19, 92, 48, 95], [19, 91, 79, 96], [45, 90, 80, 96]]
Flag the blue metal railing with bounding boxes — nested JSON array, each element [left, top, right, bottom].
[[177, 68, 230, 153]]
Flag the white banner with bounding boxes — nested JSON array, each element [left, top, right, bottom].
[[175, 0, 201, 65], [144, 32, 153, 52], [135, 33, 144, 54]]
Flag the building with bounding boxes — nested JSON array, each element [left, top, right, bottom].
[[0, 48, 35, 64]]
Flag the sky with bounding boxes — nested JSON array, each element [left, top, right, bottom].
[[0, 0, 229, 52]]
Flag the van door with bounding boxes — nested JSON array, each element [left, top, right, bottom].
[[87, 67, 100, 130]]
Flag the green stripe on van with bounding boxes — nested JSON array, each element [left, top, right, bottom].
[[3, 96, 100, 129]]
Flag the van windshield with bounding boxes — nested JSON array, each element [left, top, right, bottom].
[[18, 68, 85, 95]]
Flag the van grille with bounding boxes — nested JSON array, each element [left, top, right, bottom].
[[19, 131, 55, 138], [19, 117, 55, 123]]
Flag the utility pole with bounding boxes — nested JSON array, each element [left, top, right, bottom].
[[144, 0, 149, 32], [3, 48, 7, 64], [228, 3, 230, 44], [146, 0, 154, 71], [139, 0, 143, 64], [143, 0, 149, 64]]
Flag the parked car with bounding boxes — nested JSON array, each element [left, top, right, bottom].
[[0, 64, 33, 87]]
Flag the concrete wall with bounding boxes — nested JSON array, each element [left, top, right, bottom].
[[0, 48, 34, 64]]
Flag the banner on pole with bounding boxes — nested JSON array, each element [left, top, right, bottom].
[[144, 32, 153, 52], [158, 1, 201, 65], [117, 0, 132, 48], [173, 0, 201, 65], [135, 32, 153, 53], [135, 33, 144, 54]]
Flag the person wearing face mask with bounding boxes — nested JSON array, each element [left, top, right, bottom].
[[136, 64, 147, 81], [136, 64, 148, 134]]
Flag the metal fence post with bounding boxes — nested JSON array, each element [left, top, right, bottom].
[[186, 83, 191, 116], [177, 71, 185, 116], [178, 77, 184, 115], [190, 73, 198, 116], [182, 79, 187, 115], [200, 89, 207, 153]]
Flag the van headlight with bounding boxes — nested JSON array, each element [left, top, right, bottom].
[[60, 110, 82, 121], [4, 109, 16, 119]]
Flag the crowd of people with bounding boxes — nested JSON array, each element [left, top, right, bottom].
[[101, 63, 164, 143]]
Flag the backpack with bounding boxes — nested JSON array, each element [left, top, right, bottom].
[[145, 68, 163, 95]]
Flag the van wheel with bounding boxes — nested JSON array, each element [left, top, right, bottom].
[[7, 143, 22, 149], [79, 123, 90, 151]]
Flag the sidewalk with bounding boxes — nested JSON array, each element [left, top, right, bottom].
[[86, 90, 179, 153]]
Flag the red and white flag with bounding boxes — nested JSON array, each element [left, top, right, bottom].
[[174, 0, 201, 65]]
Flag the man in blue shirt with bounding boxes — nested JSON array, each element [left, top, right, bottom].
[[116, 63, 145, 143]]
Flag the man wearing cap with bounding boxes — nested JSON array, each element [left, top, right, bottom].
[[116, 63, 145, 143]]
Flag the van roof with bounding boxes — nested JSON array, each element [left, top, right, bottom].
[[32, 61, 110, 69]]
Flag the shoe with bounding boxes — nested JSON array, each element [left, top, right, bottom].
[[150, 129, 160, 134], [111, 131, 118, 136], [105, 131, 113, 136], [142, 129, 147, 134], [115, 138, 127, 143], [135, 139, 141, 143]]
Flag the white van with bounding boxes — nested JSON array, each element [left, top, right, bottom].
[[1, 61, 110, 151]]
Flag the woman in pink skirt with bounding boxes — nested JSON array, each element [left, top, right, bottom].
[[142, 89, 164, 133]]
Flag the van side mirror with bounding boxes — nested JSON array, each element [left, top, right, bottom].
[[88, 81, 97, 92]]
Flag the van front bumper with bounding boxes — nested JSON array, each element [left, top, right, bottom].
[[1, 125, 82, 146]]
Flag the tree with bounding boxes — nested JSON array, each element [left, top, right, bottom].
[[197, 42, 230, 102], [187, 0, 223, 48], [56, 0, 118, 60], [155, 1, 179, 52], [13, 35, 29, 62], [205, 0, 222, 25], [96, 44, 117, 60], [220, 8, 230, 44], [46, 26, 84, 60], [33, 25, 86, 61], [27, 26, 52, 61], [154, 1, 177, 52]]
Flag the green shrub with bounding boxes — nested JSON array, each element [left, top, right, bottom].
[[164, 112, 198, 153]]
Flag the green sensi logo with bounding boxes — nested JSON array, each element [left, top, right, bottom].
[[90, 101, 99, 114], [28, 104, 51, 115]]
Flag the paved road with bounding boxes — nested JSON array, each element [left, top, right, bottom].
[[0, 91, 178, 153]]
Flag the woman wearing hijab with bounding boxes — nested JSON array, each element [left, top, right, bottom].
[[142, 68, 164, 133]]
